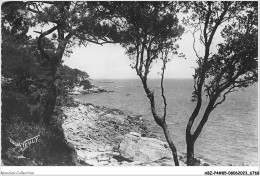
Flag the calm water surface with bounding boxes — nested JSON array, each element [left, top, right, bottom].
[[74, 79, 258, 166]]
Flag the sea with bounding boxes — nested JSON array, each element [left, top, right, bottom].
[[73, 79, 258, 166]]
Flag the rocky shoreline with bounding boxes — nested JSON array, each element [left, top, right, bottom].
[[69, 85, 114, 95], [61, 101, 212, 166]]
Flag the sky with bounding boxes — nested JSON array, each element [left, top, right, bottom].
[[63, 32, 202, 79], [27, 9, 225, 80], [62, 18, 226, 80]]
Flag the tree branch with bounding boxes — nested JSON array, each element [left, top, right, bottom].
[[35, 25, 59, 62], [139, 38, 146, 75], [208, 2, 231, 46], [203, 1, 212, 45], [135, 42, 140, 75], [161, 52, 168, 121], [139, 73, 163, 127], [27, 6, 39, 13], [189, 29, 200, 59], [144, 37, 156, 78], [213, 86, 238, 109], [217, 69, 244, 93], [193, 101, 214, 141]]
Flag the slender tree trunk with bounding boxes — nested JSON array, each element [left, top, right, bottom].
[[42, 84, 57, 125], [162, 123, 179, 166], [186, 136, 195, 166], [141, 77, 180, 166], [41, 63, 58, 125]]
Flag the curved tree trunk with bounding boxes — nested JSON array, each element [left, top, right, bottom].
[[162, 123, 179, 166], [142, 78, 179, 165], [186, 104, 214, 166]]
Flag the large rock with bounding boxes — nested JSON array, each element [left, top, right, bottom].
[[62, 103, 155, 166], [119, 133, 173, 163]]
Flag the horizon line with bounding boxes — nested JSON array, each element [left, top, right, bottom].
[[91, 77, 193, 80]]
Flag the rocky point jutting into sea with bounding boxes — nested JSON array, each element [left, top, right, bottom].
[[61, 99, 211, 166], [69, 85, 114, 95]]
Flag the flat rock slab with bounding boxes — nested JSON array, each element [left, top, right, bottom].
[[119, 133, 173, 163]]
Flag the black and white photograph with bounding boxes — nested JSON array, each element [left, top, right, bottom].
[[1, 1, 258, 175]]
